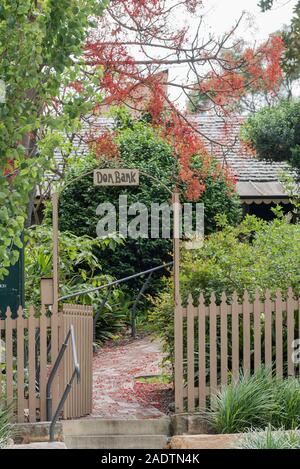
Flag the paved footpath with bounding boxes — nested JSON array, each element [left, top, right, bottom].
[[91, 335, 171, 419]]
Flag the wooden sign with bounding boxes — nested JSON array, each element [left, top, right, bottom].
[[94, 169, 140, 187]]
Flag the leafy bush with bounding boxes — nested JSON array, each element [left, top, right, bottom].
[[150, 215, 300, 363], [0, 406, 13, 448], [238, 427, 300, 449], [206, 368, 300, 434], [58, 117, 241, 300], [25, 224, 128, 343], [179, 214, 300, 303], [241, 100, 300, 170], [58, 120, 176, 296]]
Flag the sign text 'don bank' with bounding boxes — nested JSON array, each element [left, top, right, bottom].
[[94, 169, 140, 186]]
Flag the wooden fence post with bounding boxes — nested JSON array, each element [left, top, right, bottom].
[[198, 293, 206, 410], [16, 306, 24, 423], [173, 190, 183, 413]]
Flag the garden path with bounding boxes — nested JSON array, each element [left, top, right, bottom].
[[91, 335, 172, 419]]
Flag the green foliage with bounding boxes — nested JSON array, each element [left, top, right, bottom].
[[283, 2, 300, 80], [148, 277, 174, 359], [25, 224, 116, 305], [193, 165, 242, 235], [239, 426, 300, 449], [258, 0, 275, 12], [59, 120, 175, 296], [207, 369, 277, 434], [159, 215, 300, 304], [25, 224, 127, 343], [241, 100, 300, 170], [0, 406, 13, 448], [149, 215, 300, 363], [59, 117, 241, 300], [93, 288, 132, 344], [207, 368, 300, 434], [180, 215, 300, 302], [0, 0, 108, 279], [271, 378, 300, 430]]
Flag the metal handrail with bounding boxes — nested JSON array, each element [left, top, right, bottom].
[[58, 262, 174, 302], [46, 325, 80, 442], [89, 263, 173, 342]]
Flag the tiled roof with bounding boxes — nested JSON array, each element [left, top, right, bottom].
[[189, 115, 290, 183], [54, 114, 291, 190], [54, 116, 114, 167]]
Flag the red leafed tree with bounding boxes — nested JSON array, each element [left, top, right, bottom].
[[83, 0, 284, 199]]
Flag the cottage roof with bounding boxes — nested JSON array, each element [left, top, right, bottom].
[[190, 114, 291, 204], [53, 114, 292, 204]]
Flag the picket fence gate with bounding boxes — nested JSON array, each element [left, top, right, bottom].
[[174, 288, 300, 413], [0, 304, 93, 423]]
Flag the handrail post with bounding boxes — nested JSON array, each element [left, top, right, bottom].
[[46, 325, 79, 441], [93, 286, 112, 345], [49, 369, 78, 442], [131, 271, 153, 338], [46, 329, 71, 422]]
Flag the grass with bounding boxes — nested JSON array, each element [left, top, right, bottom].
[[206, 367, 300, 434], [238, 426, 300, 449], [0, 406, 13, 449], [134, 374, 171, 384]]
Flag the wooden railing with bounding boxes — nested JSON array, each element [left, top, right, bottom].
[[174, 288, 300, 413]]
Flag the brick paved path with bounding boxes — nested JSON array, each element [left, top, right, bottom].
[[91, 335, 171, 419]]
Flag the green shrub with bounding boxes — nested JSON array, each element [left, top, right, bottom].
[[238, 427, 300, 449], [93, 287, 132, 343], [0, 406, 13, 448], [241, 100, 300, 170], [180, 214, 300, 304], [58, 117, 241, 302], [207, 369, 277, 434], [206, 369, 300, 434], [25, 224, 128, 343], [58, 120, 176, 298], [271, 378, 300, 430], [149, 215, 300, 365]]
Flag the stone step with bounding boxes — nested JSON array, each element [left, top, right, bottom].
[[64, 434, 169, 450], [62, 418, 170, 437], [8, 442, 67, 450]]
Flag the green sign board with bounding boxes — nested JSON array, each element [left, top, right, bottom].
[[0, 247, 25, 319]]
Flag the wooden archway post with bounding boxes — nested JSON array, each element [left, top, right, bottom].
[[173, 190, 183, 413], [52, 191, 59, 316], [51, 191, 60, 412]]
